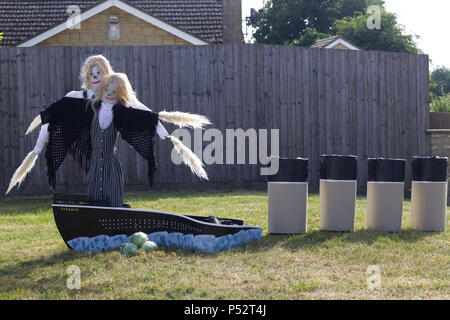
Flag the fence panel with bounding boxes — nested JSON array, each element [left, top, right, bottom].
[[0, 44, 430, 194]]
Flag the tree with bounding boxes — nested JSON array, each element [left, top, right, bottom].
[[251, 0, 378, 45], [430, 67, 450, 97], [333, 8, 421, 53], [286, 27, 331, 47], [250, 0, 420, 53], [430, 94, 450, 113]]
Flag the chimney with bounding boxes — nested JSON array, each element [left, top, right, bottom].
[[222, 0, 244, 43]]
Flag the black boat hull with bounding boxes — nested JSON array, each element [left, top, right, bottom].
[[52, 204, 262, 248]]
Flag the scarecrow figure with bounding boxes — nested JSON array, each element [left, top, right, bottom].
[[7, 69, 210, 205], [26, 55, 169, 157]]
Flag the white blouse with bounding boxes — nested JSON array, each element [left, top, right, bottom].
[[33, 91, 169, 153]]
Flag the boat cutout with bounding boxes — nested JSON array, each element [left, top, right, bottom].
[[52, 194, 263, 253]]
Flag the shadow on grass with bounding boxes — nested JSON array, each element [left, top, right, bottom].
[[145, 228, 439, 256], [0, 197, 53, 215], [0, 250, 84, 279], [0, 248, 128, 298], [0, 229, 442, 280], [249, 229, 440, 253]]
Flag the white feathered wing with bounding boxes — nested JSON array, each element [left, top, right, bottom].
[[5, 151, 39, 194]]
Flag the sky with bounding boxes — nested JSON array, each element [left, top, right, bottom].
[[241, 0, 449, 70]]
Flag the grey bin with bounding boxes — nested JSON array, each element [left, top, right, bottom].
[[268, 158, 308, 234], [366, 158, 406, 232], [319, 155, 357, 232], [411, 156, 448, 232]]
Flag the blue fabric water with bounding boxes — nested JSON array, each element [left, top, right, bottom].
[[67, 228, 262, 254]]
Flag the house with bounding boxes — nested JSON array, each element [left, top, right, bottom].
[[0, 0, 243, 47], [310, 35, 360, 51]]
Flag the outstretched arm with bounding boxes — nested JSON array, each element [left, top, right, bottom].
[[26, 90, 89, 135], [130, 96, 169, 140], [30, 91, 86, 153], [114, 103, 209, 182], [33, 123, 49, 154]]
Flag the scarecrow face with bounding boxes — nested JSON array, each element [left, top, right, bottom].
[[102, 82, 117, 104], [90, 66, 103, 92]]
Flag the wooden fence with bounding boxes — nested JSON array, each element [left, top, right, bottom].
[[430, 112, 450, 129], [0, 44, 430, 195]]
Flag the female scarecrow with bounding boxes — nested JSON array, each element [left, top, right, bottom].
[[7, 55, 172, 195], [27, 54, 169, 155], [7, 70, 210, 205], [83, 72, 209, 206]]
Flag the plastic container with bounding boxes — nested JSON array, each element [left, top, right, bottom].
[[411, 156, 448, 231], [319, 155, 357, 231], [366, 158, 405, 232], [268, 158, 308, 234]]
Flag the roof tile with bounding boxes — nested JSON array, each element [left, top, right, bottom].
[[0, 0, 224, 46]]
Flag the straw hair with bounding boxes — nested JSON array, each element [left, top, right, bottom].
[[26, 114, 42, 135], [5, 151, 38, 194], [168, 135, 208, 180], [159, 111, 211, 129], [80, 55, 114, 90], [94, 73, 135, 107]]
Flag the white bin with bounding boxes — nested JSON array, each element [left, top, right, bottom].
[[319, 155, 357, 232], [268, 182, 308, 234], [411, 157, 448, 232], [267, 158, 308, 234], [411, 181, 447, 231], [366, 158, 405, 232]]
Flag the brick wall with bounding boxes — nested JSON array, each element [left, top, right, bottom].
[[38, 7, 190, 46], [223, 0, 243, 44]]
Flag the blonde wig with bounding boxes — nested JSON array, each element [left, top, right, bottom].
[[80, 55, 114, 90], [93, 73, 135, 107], [27, 55, 113, 134]]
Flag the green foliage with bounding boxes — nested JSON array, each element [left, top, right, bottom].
[[332, 8, 421, 53], [251, 0, 378, 45], [286, 27, 331, 47], [430, 94, 450, 113], [429, 75, 439, 99], [430, 66, 450, 97], [0, 32, 3, 41], [251, 0, 420, 53]]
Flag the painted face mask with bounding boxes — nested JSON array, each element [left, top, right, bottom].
[[102, 82, 117, 104], [90, 66, 103, 92]]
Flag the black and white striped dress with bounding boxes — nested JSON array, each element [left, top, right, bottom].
[[87, 109, 124, 207]]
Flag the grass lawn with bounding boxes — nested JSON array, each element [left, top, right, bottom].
[[0, 190, 448, 300]]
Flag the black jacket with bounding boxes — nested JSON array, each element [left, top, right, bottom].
[[40, 97, 159, 189]]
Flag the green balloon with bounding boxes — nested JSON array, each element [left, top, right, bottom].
[[120, 243, 138, 255], [130, 232, 148, 248], [141, 241, 158, 252]]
